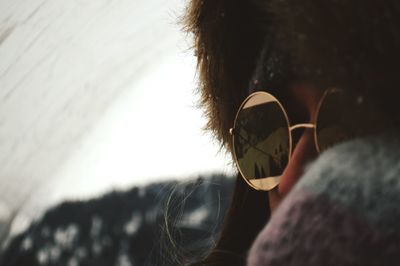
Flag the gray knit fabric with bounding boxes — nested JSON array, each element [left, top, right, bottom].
[[248, 135, 400, 265]]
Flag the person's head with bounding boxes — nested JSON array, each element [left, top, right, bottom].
[[184, 0, 400, 209]]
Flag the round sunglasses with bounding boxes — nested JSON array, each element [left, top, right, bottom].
[[230, 88, 385, 191]]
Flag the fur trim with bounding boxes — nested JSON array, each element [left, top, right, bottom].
[[183, 0, 400, 151], [182, 0, 270, 152]]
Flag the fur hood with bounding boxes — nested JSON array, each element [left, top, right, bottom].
[[183, 0, 400, 152]]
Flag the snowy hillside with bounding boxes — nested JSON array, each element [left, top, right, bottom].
[[0, 174, 235, 266]]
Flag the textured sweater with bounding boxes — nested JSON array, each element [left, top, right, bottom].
[[247, 135, 400, 265]]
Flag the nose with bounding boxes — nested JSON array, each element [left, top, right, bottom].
[[278, 128, 318, 196]]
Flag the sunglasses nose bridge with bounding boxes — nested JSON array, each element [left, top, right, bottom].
[[288, 123, 316, 152], [289, 123, 315, 131]]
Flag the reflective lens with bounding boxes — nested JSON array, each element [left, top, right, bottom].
[[316, 88, 381, 152], [233, 92, 290, 190]]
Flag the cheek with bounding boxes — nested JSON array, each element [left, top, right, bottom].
[[278, 129, 317, 196]]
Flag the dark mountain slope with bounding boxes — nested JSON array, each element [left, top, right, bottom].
[[0, 174, 235, 266]]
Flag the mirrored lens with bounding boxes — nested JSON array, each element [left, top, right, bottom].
[[316, 89, 386, 152], [233, 93, 290, 190]]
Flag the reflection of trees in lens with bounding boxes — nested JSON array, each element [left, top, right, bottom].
[[237, 127, 289, 179], [268, 157, 280, 177], [254, 164, 262, 179]]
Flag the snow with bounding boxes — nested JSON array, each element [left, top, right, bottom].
[[90, 216, 103, 238], [54, 224, 79, 249], [124, 213, 142, 236], [181, 206, 209, 227]]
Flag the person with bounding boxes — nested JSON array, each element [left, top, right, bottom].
[[182, 0, 400, 265]]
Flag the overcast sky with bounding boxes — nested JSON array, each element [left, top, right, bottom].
[[0, 0, 234, 234]]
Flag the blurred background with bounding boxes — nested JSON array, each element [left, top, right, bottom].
[[0, 0, 235, 265]]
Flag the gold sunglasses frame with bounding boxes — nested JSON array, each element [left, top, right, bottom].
[[229, 88, 336, 191]]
